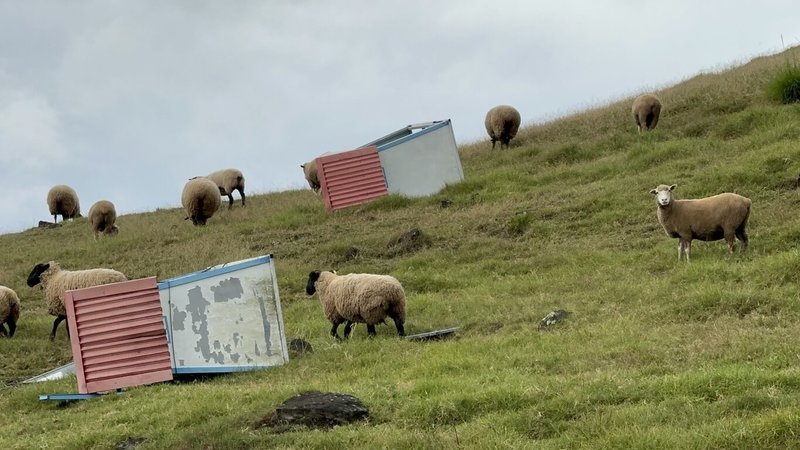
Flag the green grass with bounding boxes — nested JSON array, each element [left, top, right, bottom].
[[4, 46, 800, 449]]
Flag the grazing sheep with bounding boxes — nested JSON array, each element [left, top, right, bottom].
[[301, 160, 321, 193], [632, 94, 662, 132], [650, 184, 751, 262], [0, 286, 20, 337], [305, 270, 406, 339], [88, 200, 119, 239], [485, 105, 521, 149], [182, 177, 222, 226], [27, 261, 127, 340], [47, 185, 81, 223], [206, 168, 246, 209]]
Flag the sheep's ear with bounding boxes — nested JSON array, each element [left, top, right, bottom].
[[332, 269, 337, 275], [669, 184, 676, 191], [649, 189, 657, 195], [300, 164, 305, 169]]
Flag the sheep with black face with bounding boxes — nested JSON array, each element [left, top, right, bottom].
[[306, 270, 406, 339]]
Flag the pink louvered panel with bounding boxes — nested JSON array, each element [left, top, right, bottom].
[[65, 277, 173, 394], [317, 145, 388, 212]]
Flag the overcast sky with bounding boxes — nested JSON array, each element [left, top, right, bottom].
[[1, 1, 798, 233]]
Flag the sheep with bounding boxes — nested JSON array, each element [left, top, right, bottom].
[[206, 168, 246, 209], [485, 105, 521, 149], [0, 286, 20, 337], [182, 177, 222, 225], [650, 184, 751, 262], [300, 160, 321, 193], [632, 94, 662, 132], [88, 200, 119, 240], [305, 270, 406, 339], [47, 184, 81, 223], [26, 261, 128, 340]]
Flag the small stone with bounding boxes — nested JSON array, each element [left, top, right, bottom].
[[538, 309, 572, 331], [288, 338, 313, 356]]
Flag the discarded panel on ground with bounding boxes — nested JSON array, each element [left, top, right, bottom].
[[314, 119, 464, 212], [158, 255, 289, 374], [64, 277, 173, 394], [372, 120, 464, 197]]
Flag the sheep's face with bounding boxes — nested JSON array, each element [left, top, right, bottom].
[[27, 262, 50, 287], [650, 184, 676, 207], [306, 271, 321, 295]]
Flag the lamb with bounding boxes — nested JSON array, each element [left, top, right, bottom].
[[650, 184, 751, 262], [484, 105, 521, 149], [206, 168, 246, 208], [301, 160, 321, 193], [0, 286, 20, 337], [632, 94, 662, 132], [27, 261, 127, 340], [88, 200, 119, 239], [47, 184, 81, 223], [305, 270, 406, 339], [182, 177, 222, 225]]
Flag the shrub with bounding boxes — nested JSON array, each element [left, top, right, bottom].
[[767, 64, 800, 104]]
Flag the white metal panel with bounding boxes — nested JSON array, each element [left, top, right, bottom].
[[158, 255, 289, 373], [377, 120, 464, 197]]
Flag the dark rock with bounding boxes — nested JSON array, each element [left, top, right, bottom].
[[288, 338, 313, 356], [385, 227, 432, 257], [257, 392, 368, 432], [440, 198, 452, 208], [538, 309, 572, 330], [343, 246, 359, 261], [38, 221, 61, 229], [115, 437, 147, 450]]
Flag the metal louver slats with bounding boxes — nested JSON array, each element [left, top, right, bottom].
[[317, 145, 388, 212], [65, 277, 173, 394]]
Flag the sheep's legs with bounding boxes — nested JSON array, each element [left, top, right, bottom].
[[238, 188, 246, 207], [6, 317, 15, 337], [343, 321, 354, 338], [227, 194, 234, 209], [736, 228, 749, 252], [50, 315, 67, 341], [330, 319, 345, 339], [678, 239, 692, 262], [366, 324, 377, 337], [388, 311, 405, 337], [725, 233, 737, 254]]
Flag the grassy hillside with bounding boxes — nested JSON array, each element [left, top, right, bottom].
[[2, 46, 800, 449]]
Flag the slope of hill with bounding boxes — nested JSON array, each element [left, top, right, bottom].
[[2, 46, 800, 449]]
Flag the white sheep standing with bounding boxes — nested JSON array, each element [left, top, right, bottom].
[[300, 160, 321, 194], [632, 94, 662, 133], [182, 177, 222, 225], [305, 270, 406, 339], [47, 185, 81, 223], [206, 168, 246, 209], [0, 286, 20, 337], [650, 184, 751, 262], [485, 105, 521, 149], [88, 200, 119, 240], [27, 261, 128, 340]]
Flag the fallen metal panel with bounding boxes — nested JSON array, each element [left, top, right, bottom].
[[317, 145, 388, 212], [22, 361, 76, 384], [159, 255, 289, 373], [376, 119, 464, 197], [65, 277, 173, 394]]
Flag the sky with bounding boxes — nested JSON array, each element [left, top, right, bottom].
[[1, 1, 799, 234]]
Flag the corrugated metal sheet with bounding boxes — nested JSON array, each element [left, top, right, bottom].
[[65, 277, 173, 394], [317, 145, 388, 212]]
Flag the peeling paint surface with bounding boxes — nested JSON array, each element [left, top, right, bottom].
[[159, 256, 288, 371]]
